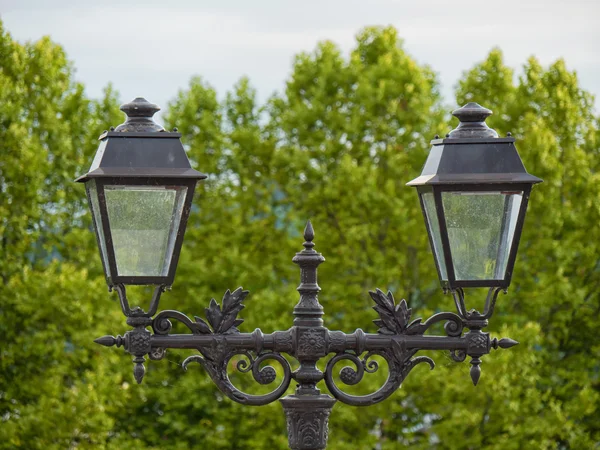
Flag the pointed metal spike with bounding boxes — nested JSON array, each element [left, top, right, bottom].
[[304, 220, 315, 242], [498, 338, 519, 349], [470, 364, 481, 386], [470, 357, 481, 386], [134, 364, 145, 384], [492, 337, 520, 350], [94, 335, 116, 347], [133, 357, 145, 384]]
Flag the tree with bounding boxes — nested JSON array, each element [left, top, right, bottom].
[[408, 49, 600, 449], [0, 21, 128, 449]]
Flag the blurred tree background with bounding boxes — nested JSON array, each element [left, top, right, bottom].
[[1, 19, 599, 449]]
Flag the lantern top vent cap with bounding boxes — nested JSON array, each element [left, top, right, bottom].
[[113, 97, 164, 132], [447, 102, 498, 139]]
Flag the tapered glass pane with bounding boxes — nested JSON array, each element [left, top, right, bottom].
[[105, 185, 187, 277], [422, 192, 447, 280], [442, 191, 523, 280], [86, 180, 110, 273]]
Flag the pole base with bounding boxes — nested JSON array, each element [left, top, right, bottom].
[[280, 394, 336, 450]]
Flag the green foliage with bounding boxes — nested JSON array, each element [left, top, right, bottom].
[[1, 21, 599, 449]]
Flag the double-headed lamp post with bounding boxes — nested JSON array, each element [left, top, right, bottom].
[[78, 98, 541, 449]]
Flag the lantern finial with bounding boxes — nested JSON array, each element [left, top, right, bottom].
[[448, 102, 498, 139], [114, 97, 164, 132]]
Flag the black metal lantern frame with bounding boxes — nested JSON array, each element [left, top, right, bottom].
[[408, 104, 542, 294], [77, 99, 206, 287], [88, 100, 539, 450]]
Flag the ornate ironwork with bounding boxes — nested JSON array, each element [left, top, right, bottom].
[[182, 350, 293, 406], [95, 221, 519, 449]]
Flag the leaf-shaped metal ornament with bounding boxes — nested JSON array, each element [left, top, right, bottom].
[[225, 318, 245, 334], [222, 288, 248, 311], [193, 316, 212, 334], [369, 288, 394, 310], [407, 318, 422, 330], [370, 289, 397, 334], [370, 289, 416, 335], [194, 288, 251, 335], [222, 289, 234, 311], [218, 305, 245, 334], [394, 299, 412, 332], [206, 298, 222, 330], [216, 288, 249, 334], [372, 319, 385, 329], [372, 305, 398, 334]]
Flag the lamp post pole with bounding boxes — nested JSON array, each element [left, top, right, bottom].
[[85, 99, 540, 450]]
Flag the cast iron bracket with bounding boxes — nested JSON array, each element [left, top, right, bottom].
[[95, 221, 517, 449]]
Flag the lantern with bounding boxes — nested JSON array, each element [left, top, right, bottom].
[[76, 98, 206, 286], [407, 103, 541, 290]]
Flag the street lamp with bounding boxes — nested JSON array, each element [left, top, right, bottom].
[[408, 103, 541, 292], [84, 99, 540, 450], [76, 98, 206, 288]]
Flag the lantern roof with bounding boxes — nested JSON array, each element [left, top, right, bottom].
[[75, 97, 207, 182], [407, 102, 542, 186]]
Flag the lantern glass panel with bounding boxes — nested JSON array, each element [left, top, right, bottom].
[[104, 185, 187, 277], [442, 190, 523, 281], [422, 192, 448, 280], [86, 180, 109, 270]]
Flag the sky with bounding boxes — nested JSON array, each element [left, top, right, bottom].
[[1, 0, 599, 124]]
